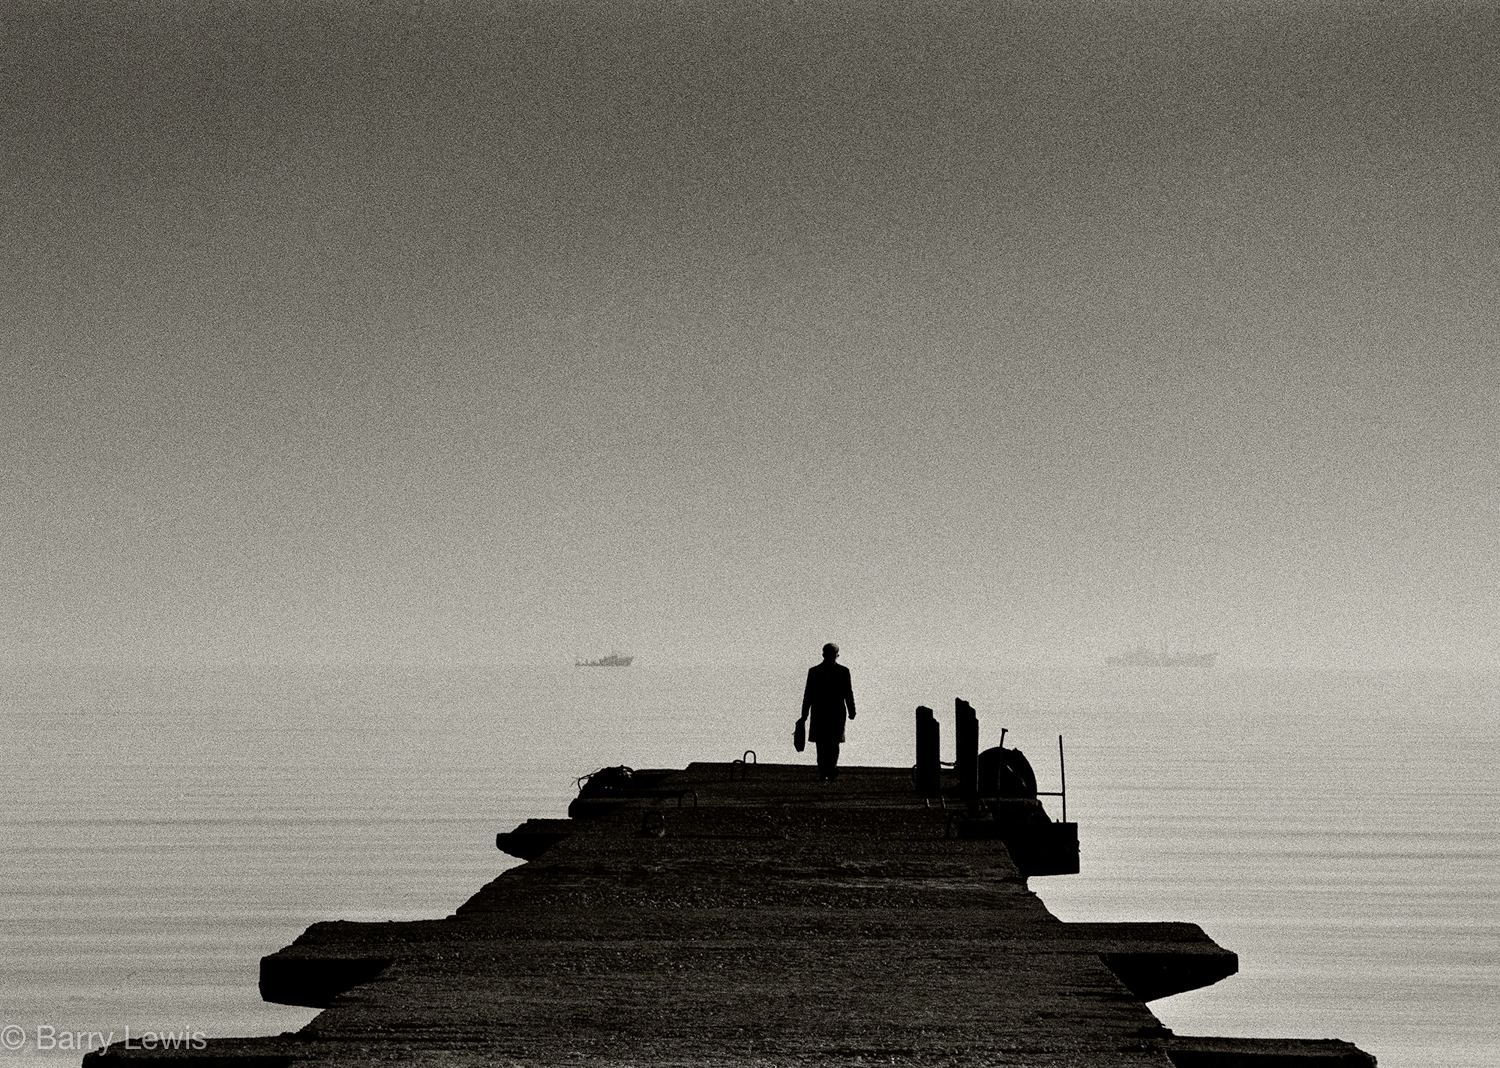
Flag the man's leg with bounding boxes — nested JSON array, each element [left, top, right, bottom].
[[816, 741, 841, 780]]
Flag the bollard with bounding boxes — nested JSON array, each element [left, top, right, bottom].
[[954, 698, 979, 800], [914, 706, 941, 796]]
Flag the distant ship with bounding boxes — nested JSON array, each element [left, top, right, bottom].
[[576, 652, 634, 668], [1105, 645, 1217, 668]]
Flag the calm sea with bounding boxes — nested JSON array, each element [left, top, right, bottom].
[[1, 662, 1495, 1067]]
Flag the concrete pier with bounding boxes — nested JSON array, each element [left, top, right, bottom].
[[85, 761, 1376, 1067]]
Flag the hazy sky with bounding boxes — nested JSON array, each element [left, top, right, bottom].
[[4, 0, 1497, 668]]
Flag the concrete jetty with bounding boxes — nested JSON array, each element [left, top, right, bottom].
[[85, 757, 1376, 1067]]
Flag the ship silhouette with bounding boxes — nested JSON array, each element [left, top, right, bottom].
[[575, 652, 634, 668]]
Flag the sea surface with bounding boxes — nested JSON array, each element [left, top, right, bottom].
[[1, 662, 1495, 1067]]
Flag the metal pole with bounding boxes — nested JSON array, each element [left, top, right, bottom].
[[1058, 734, 1066, 824]]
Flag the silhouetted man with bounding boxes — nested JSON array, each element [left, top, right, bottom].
[[800, 643, 856, 781]]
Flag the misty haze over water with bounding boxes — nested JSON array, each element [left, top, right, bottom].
[[5, 1, 1496, 673]]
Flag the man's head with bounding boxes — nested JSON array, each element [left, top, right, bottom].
[[822, 643, 839, 660]]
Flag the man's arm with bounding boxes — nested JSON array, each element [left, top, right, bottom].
[[800, 667, 813, 720], [844, 667, 856, 719]]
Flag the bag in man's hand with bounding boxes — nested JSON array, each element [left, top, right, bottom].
[[793, 718, 806, 752]]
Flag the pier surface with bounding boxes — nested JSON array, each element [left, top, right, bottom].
[[86, 762, 1374, 1067]]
